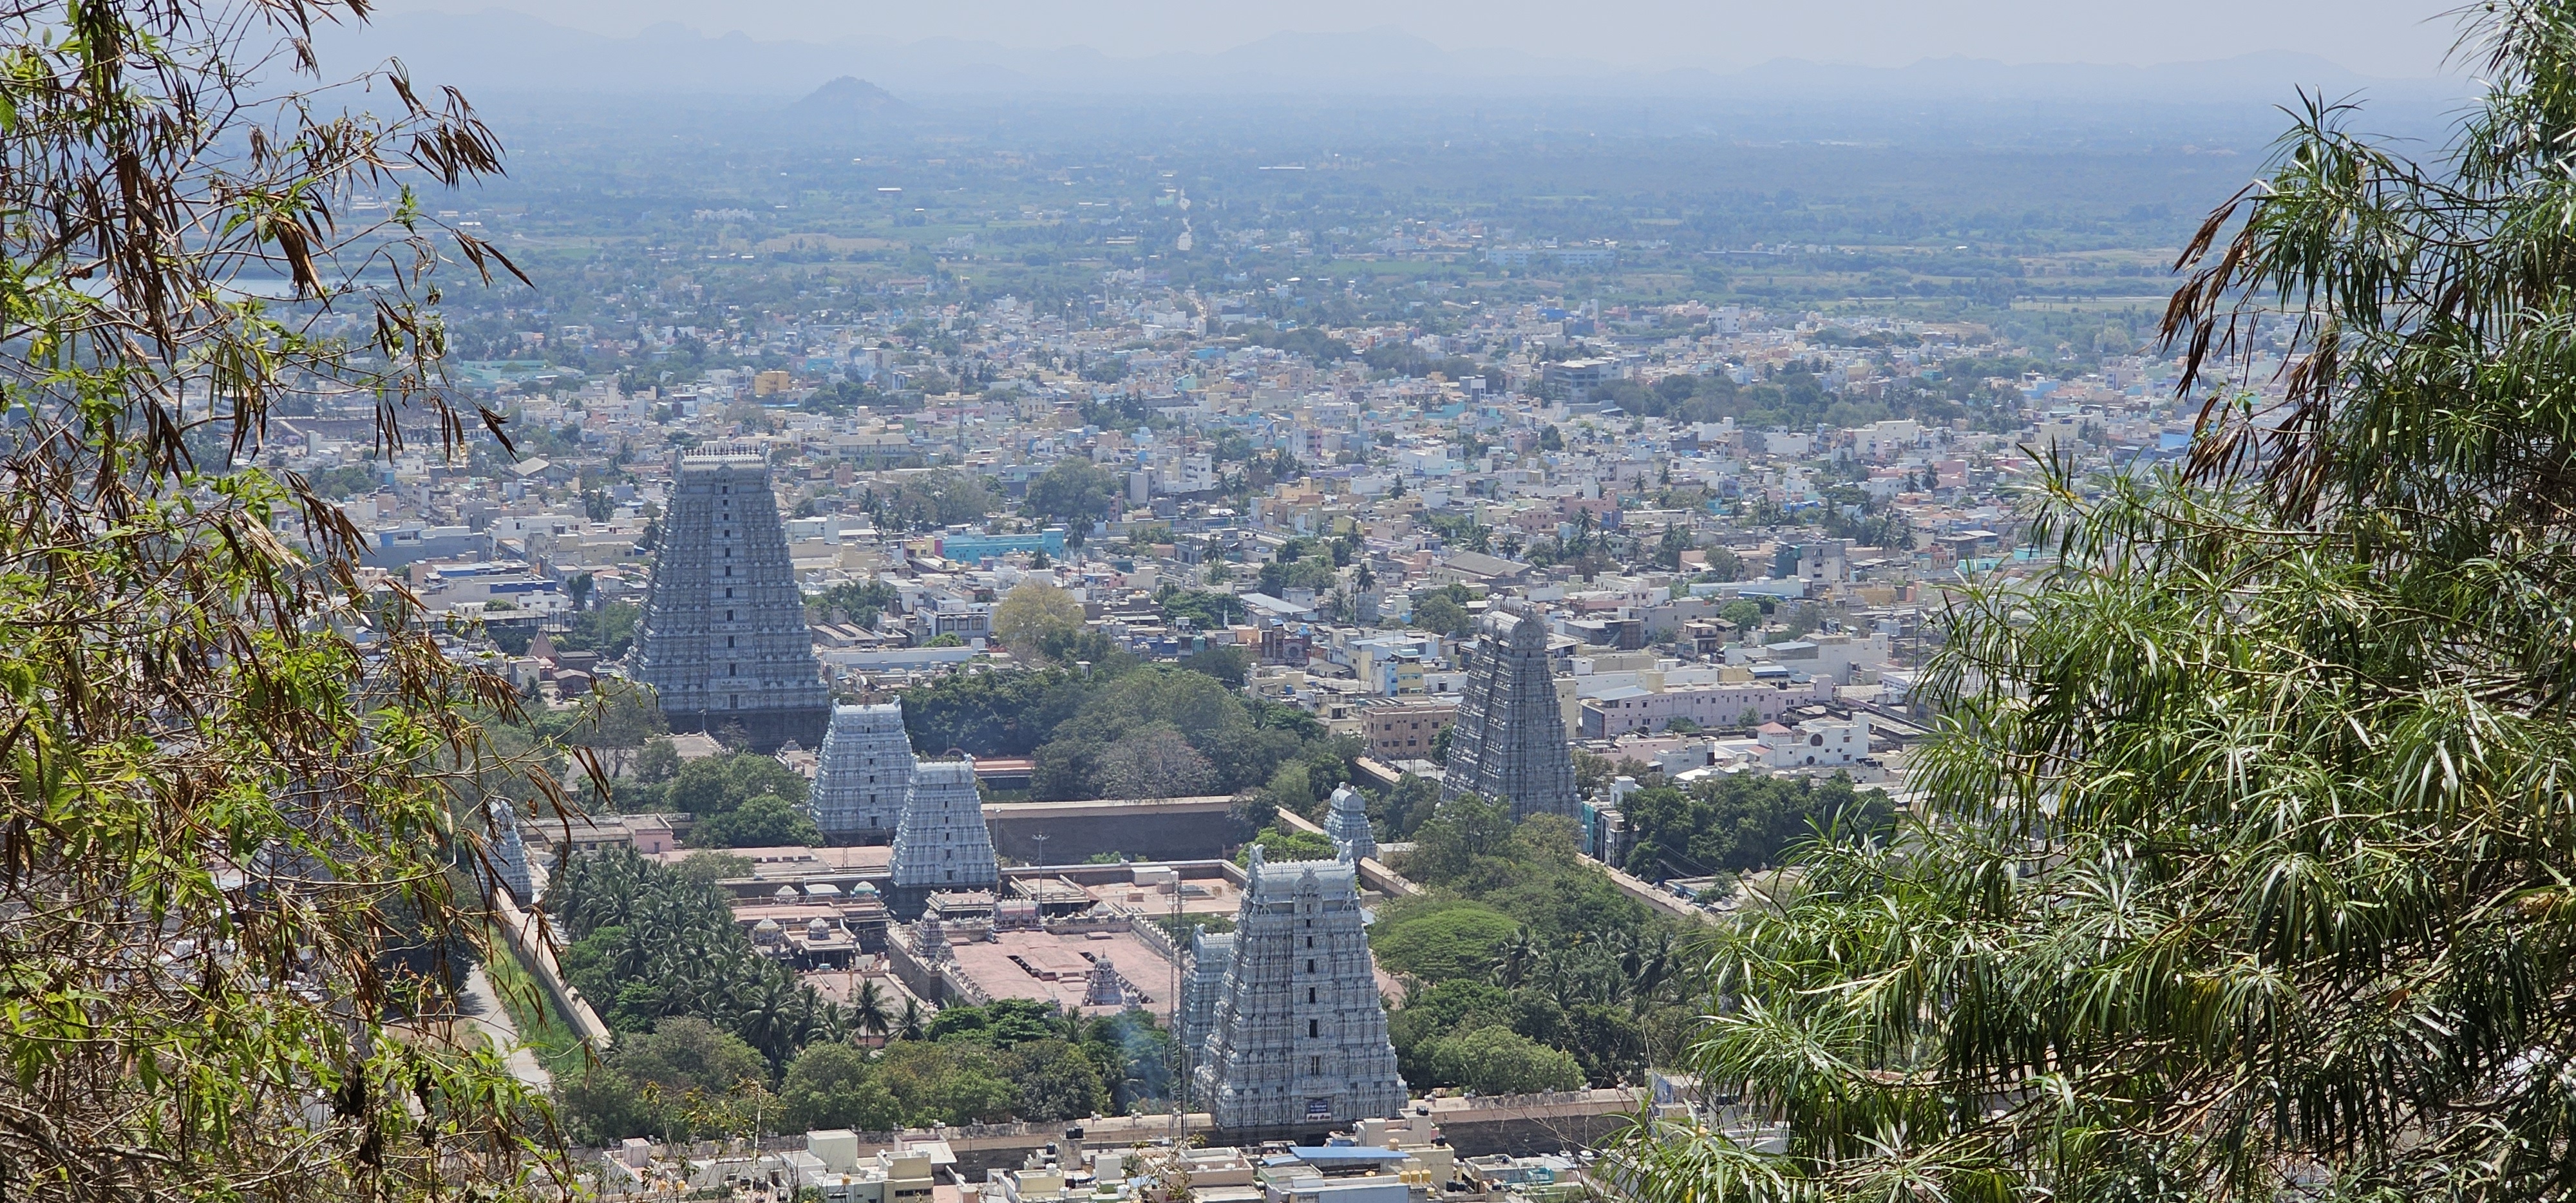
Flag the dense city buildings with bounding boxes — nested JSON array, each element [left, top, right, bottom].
[[1441, 605, 1580, 820], [631, 444, 830, 750], [336, 130, 2224, 1164], [811, 701, 916, 844], [1195, 845, 1406, 1134]]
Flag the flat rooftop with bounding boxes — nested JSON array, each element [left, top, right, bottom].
[[1021, 872, 1245, 918], [799, 963, 930, 1012], [652, 843, 893, 879], [939, 927, 1180, 1020]]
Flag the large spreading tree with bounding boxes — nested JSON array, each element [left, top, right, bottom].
[[0, 1, 554, 1198], [1623, 6, 2576, 1203]]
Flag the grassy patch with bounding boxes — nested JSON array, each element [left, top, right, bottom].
[[484, 943, 595, 1080]]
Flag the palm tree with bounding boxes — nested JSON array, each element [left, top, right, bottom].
[[1628, 931, 1678, 1011], [850, 980, 893, 1045], [896, 998, 927, 1043], [790, 984, 821, 1044], [1489, 926, 1539, 989], [739, 976, 797, 1064], [613, 924, 656, 979]]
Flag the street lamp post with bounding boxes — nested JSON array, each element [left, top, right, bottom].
[[1031, 831, 1049, 914]]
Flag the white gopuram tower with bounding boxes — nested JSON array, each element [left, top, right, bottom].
[[811, 701, 914, 844], [1197, 844, 1405, 1135], [489, 797, 535, 905], [1323, 784, 1376, 863], [887, 758, 998, 913], [1181, 927, 1236, 1057]]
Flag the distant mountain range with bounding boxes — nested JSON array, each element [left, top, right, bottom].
[[317, 9, 2470, 106]]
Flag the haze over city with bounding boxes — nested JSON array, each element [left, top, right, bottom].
[[6, 1, 2570, 1200], [377, 0, 2458, 76]]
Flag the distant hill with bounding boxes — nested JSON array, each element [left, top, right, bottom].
[[313, 10, 2468, 106], [788, 76, 905, 118]]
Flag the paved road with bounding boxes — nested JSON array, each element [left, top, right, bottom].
[[460, 963, 553, 1093]]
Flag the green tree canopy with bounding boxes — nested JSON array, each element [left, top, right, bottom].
[[1368, 899, 1522, 981], [1032, 667, 1313, 800], [810, 578, 900, 628], [635, 735, 683, 784], [871, 1040, 1020, 1126], [553, 598, 644, 659], [0, 0, 554, 1194], [1232, 824, 1339, 867], [781, 1042, 902, 1133], [1626, 13, 2576, 1201], [563, 677, 670, 779], [873, 468, 999, 527], [1023, 460, 1121, 531], [992, 580, 1086, 659], [689, 793, 824, 849], [1177, 643, 1252, 686], [1616, 774, 1893, 882], [666, 751, 810, 815], [614, 1018, 768, 1098], [1411, 587, 1477, 638], [1417, 1026, 1584, 1095], [558, 1018, 776, 1144]]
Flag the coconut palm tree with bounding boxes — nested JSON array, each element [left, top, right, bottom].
[[739, 976, 798, 1065], [1489, 926, 1539, 989], [850, 980, 894, 1045]]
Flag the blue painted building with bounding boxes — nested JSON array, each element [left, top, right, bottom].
[[933, 528, 1065, 562]]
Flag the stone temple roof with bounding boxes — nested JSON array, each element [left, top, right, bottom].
[[1244, 843, 1358, 896], [1478, 602, 1549, 650], [681, 439, 770, 466]]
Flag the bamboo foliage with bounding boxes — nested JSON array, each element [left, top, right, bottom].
[[0, 1, 554, 1199], [1616, 5, 2576, 1202]]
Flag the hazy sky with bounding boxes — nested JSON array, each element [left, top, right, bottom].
[[379, 0, 2464, 77]]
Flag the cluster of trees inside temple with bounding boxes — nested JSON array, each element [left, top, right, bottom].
[[1613, 772, 1895, 884], [552, 848, 1167, 1144], [560, 1003, 1166, 1146], [583, 748, 825, 849], [554, 849, 844, 1057], [901, 659, 1363, 806]]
